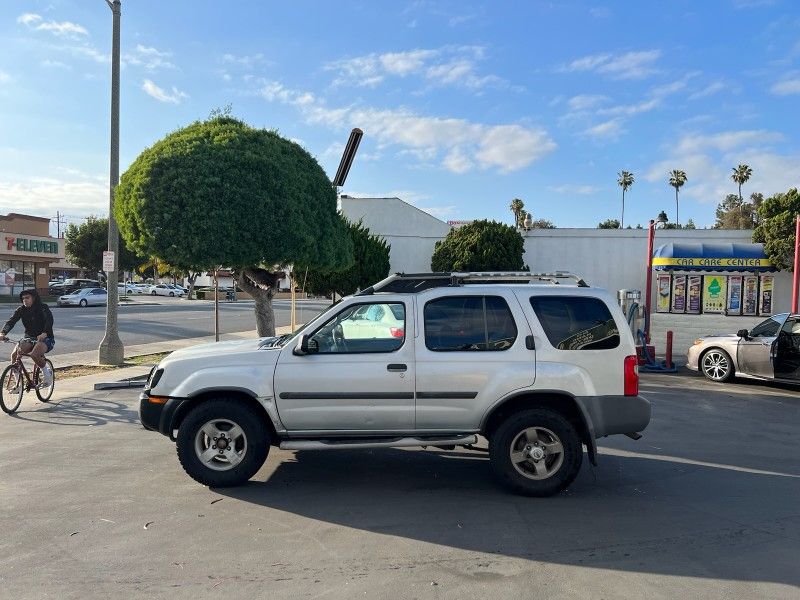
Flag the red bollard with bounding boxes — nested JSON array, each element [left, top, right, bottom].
[[665, 330, 673, 369]]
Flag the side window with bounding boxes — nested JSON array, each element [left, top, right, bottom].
[[424, 295, 517, 351], [310, 302, 406, 354], [751, 317, 781, 337], [530, 296, 620, 350]]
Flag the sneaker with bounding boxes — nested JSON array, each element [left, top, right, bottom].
[[40, 367, 53, 388]]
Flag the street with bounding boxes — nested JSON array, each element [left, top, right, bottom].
[[0, 371, 797, 599], [9, 299, 330, 355]]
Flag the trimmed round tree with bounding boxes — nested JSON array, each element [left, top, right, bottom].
[[115, 117, 353, 336], [300, 219, 391, 299], [431, 219, 525, 271], [753, 187, 800, 270]]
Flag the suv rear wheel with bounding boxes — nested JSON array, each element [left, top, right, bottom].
[[489, 408, 583, 497], [176, 399, 269, 487]]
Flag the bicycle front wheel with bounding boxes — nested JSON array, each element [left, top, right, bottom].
[[35, 359, 55, 402], [1, 364, 24, 414]]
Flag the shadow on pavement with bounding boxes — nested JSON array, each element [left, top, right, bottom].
[[8, 395, 139, 427]]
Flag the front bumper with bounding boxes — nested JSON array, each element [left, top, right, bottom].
[[575, 394, 651, 439], [139, 391, 188, 439], [686, 344, 702, 371]]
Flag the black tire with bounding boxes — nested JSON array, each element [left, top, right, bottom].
[[700, 348, 735, 382], [169, 292, 174, 297], [0, 364, 24, 414], [489, 408, 583, 497], [151, 291, 157, 296], [79, 299, 88, 307], [176, 398, 269, 487], [35, 359, 55, 402]]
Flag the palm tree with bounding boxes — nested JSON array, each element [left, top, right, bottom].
[[617, 171, 634, 228], [668, 170, 687, 226], [731, 164, 753, 202], [509, 198, 525, 228]]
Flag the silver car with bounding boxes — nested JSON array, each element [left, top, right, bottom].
[[57, 287, 108, 307], [687, 312, 800, 383]]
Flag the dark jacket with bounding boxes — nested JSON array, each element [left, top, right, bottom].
[[1, 290, 54, 339]]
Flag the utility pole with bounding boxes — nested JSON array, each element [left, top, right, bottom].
[[98, 0, 124, 365]]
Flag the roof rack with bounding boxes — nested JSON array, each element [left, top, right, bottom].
[[356, 271, 589, 295]]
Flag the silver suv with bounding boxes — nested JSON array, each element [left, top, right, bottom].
[[140, 272, 650, 497]]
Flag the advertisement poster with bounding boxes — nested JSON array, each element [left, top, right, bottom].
[[687, 276, 702, 314], [656, 274, 671, 313], [727, 275, 743, 315], [671, 275, 686, 313], [759, 275, 774, 315], [743, 275, 758, 316], [703, 275, 727, 314]]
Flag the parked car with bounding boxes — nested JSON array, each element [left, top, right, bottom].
[[140, 271, 650, 497], [167, 284, 188, 294], [118, 283, 142, 294], [687, 312, 800, 383], [57, 287, 108, 307], [147, 284, 184, 297], [48, 278, 103, 296]]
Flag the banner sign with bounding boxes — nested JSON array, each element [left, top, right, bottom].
[[687, 275, 702, 314], [652, 257, 772, 268], [743, 275, 758, 316], [703, 275, 727, 314], [727, 275, 742, 315], [656, 274, 671, 313], [759, 275, 774, 315], [671, 275, 686, 313]]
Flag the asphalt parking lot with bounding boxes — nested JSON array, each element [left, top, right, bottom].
[[0, 371, 797, 600]]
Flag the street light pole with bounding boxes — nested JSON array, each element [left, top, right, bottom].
[[98, 0, 124, 365], [643, 212, 668, 345]]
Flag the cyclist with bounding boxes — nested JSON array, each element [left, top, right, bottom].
[[0, 289, 55, 387]]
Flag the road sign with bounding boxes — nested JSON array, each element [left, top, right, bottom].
[[102, 251, 115, 273]]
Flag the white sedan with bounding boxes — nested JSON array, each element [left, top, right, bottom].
[[147, 284, 184, 297], [118, 283, 143, 294], [57, 287, 108, 307]]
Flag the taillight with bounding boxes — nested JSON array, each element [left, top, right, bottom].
[[389, 327, 404, 339], [624, 355, 639, 396]]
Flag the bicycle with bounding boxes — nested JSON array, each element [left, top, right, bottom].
[[0, 338, 55, 414]]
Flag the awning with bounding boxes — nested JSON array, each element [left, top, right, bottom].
[[652, 242, 777, 272]]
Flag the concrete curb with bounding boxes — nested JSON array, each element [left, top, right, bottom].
[[94, 379, 147, 390]]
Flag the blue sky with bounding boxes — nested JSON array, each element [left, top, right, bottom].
[[1, 0, 799, 232]]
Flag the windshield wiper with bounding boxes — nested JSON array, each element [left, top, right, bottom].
[[258, 333, 292, 349]]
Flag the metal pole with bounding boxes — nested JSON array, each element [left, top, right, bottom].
[[98, 0, 124, 365], [792, 215, 800, 314], [290, 273, 296, 333], [214, 268, 219, 342], [644, 220, 655, 344]]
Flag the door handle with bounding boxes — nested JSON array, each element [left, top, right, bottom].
[[387, 363, 407, 372]]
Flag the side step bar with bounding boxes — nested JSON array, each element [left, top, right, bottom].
[[280, 435, 477, 451]]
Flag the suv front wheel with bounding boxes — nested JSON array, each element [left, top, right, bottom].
[[176, 399, 269, 487], [489, 408, 583, 497]]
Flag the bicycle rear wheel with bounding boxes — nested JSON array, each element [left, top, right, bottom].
[[35, 359, 55, 402], [1, 364, 24, 414]]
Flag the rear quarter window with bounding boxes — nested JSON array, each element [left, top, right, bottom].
[[530, 296, 620, 350]]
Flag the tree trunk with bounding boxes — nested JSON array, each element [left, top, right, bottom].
[[236, 267, 282, 337], [675, 188, 679, 227], [186, 272, 200, 300], [621, 189, 625, 228]]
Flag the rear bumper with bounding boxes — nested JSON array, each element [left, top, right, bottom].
[[139, 391, 187, 439], [575, 394, 651, 439]]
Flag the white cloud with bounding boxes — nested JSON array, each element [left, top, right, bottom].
[[689, 80, 728, 100], [560, 49, 662, 79], [41, 59, 70, 70], [142, 79, 188, 104], [124, 45, 174, 70], [17, 13, 88, 38], [0, 71, 10, 84], [257, 79, 555, 174], [582, 119, 624, 139], [567, 94, 609, 111], [675, 130, 783, 153], [0, 177, 106, 218], [547, 184, 600, 195], [598, 98, 660, 117], [222, 53, 265, 67], [771, 78, 800, 95], [325, 46, 505, 90]]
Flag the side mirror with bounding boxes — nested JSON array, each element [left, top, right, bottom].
[[737, 329, 750, 340], [293, 334, 318, 356]]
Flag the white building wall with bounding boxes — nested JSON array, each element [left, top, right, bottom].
[[339, 196, 452, 273]]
